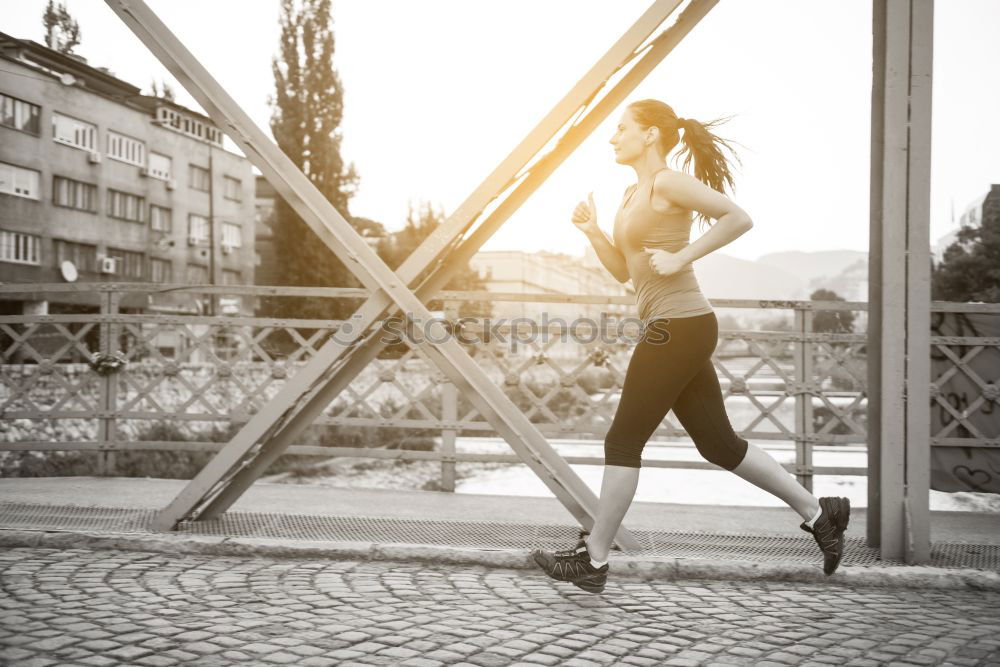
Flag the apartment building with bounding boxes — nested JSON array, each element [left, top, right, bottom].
[[0, 31, 254, 319], [469, 249, 633, 321]]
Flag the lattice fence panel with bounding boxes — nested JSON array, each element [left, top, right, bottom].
[[0, 319, 102, 445]]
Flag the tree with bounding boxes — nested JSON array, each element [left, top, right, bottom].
[[149, 79, 176, 102], [810, 288, 855, 334], [42, 0, 81, 54], [377, 203, 491, 318], [267, 0, 360, 321], [933, 199, 1000, 302]]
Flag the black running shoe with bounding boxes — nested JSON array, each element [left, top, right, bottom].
[[531, 539, 608, 594], [801, 496, 851, 575]]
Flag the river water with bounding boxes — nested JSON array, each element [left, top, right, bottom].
[[453, 437, 1000, 512]]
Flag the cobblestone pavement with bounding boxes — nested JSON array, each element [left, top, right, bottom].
[[1, 548, 999, 667]]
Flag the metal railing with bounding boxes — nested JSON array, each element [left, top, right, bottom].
[[1, 283, 996, 492]]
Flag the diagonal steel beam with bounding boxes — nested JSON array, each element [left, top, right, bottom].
[[108, 0, 681, 544], [107, 0, 713, 547], [106, 0, 688, 538], [198, 0, 720, 522]]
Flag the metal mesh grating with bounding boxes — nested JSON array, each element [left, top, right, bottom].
[[0, 503, 156, 534], [1, 501, 997, 571]]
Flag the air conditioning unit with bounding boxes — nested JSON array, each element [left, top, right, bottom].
[[166, 179, 176, 191], [187, 235, 200, 247], [139, 166, 150, 177], [88, 152, 102, 164], [99, 256, 117, 274]]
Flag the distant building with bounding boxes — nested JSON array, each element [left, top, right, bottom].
[[468, 249, 632, 322], [0, 31, 255, 322], [253, 174, 279, 288], [933, 185, 999, 261]]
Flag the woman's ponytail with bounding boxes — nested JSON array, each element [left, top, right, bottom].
[[675, 116, 739, 195]]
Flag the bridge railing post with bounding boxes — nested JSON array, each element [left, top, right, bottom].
[[439, 300, 460, 492], [96, 288, 120, 477], [794, 308, 815, 492]]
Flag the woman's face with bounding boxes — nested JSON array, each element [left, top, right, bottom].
[[610, 109, 651, 164]]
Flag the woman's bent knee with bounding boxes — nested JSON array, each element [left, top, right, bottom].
[[698, 436, 749, 471], [604, 440, 643, 468]]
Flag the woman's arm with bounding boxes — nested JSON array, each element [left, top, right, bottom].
[[584, 227, 630, 283], [573, 192, 630, 283], [645, 171, 753, 277]]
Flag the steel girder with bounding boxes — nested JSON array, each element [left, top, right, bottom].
[[195, 0, 720, 526], [105, 0, 717, 547]]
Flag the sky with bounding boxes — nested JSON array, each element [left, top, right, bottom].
[[4, 1, 999, 261]]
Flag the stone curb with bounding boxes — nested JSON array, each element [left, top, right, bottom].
[[2, 527, 998, 591]]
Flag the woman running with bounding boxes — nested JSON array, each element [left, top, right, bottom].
[[532, 99, 850, 594]]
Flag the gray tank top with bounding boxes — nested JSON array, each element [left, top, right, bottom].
[[612, 170, 714, 322]]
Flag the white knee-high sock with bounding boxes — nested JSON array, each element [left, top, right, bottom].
[[582, 540, 607, 568], [804, 505, 823, 527]]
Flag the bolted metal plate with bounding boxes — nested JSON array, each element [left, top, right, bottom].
[[1, 501, 997, 571]]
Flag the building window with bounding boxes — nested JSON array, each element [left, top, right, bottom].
[[54, 239, 97, 274], [151, 205, 172, 232], [0, 229, 41, 265], [53, 176, 97, 212], [223, 176, 242, 201], [148, 152, 172, 180], [188, 214, 209, 243], [150, 257, 173, 283], [107, 247, 145, 280], [108, 189, 145, 223], [52, 112, 97, 152], [186, 263, 209, 284], [108, 130, 146, 167], [189, 164, 210, 192], [1, 93, 41, 135], [154, 106, 224, 147], [222, 269, 242, 286], [0, 162, 41, 200], [222, 222, 242, 248]]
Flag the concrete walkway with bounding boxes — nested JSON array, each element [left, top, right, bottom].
[[1, 477, 999, 592]]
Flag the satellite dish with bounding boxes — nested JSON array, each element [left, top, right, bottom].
[[59, 72, 76, 86], [60, 261, 78, 282]]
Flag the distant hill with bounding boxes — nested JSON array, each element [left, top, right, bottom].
[[809, 257, 869, 302], [756, 250, 867, 287], [695, 253, 806, 300], [692, 250, 869, 301], [522, 248, 871, 302]]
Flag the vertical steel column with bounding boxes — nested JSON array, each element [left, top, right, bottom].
[[867, 0, 886, 548], [869, 0, 933, 563], [903, 0, 933, 565]]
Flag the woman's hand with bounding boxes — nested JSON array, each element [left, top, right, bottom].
[[644, 247, 686, 277], [571, 192, 600, 236]]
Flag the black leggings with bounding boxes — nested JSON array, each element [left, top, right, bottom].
[[604, 312, 749, 470]]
